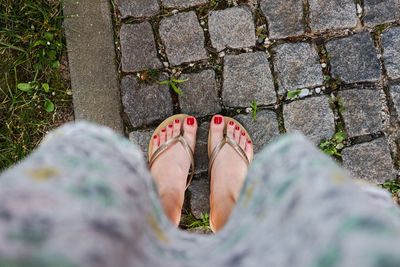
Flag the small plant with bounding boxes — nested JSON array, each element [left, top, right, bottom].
[[287, 89, 301, 99], [156, 76, 189, 96], [319, 132, 347, 157], [138, 69, 159, 84], [381, 180, 400, 197], [188, 213, 211, 230], [323, 75, 342, 89], [210, 0, 217, 7], [249, 99, 258, 121]]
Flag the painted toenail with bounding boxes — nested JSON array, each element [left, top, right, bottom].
[[229, 121, 234, 126], [235, 126, 240, 131], [241, 132, 246, 136], [168, 124, 173, 128], [175, 119, 180, 124], [154, 135, 157, 139], [214, 116, 222, 124], [248, 140, 251, 144], [187, 117, 195, 125], [161, 129, 166, 133]]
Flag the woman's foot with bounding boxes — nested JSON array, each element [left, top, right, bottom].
[[209, 115, 253, 231], [150, 116, 197, 226]]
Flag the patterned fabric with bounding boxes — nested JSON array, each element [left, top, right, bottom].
[[0, 121, 399, 267]]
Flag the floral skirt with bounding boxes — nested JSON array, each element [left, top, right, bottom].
[[0, 122, 399, 267]]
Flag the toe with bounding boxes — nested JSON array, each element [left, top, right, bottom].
[[233, 125, 240, 143], [239, 131, 246, 149], [227, 120, 235, 139], [245, 140, 254, 163], [210, 115, 225, 152], [151, 135, 160, 156], [173, 119, 181, 138], [167, 123, 173, 139], [160, 128, 167, 145], [183, 116, 197, 152]]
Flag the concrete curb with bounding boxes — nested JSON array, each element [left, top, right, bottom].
[[63, 0, 123, 134]]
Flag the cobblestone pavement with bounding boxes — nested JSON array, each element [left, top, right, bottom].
[[113, 0, 400, 223]]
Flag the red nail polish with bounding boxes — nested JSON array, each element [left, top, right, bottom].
[[154, 135, 158, 139], [214, 116, 222, 124], [168, 124, 173, 128], [175, 119, 180, 124], [235, 126, 240, 131], [248, 140, 252, 144], [229, 121, 234, 126], [161, 129, 166, 133], [187, 117, 195, 125], [241, 132, 246, 136]]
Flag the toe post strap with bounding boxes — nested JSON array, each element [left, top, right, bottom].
[[149, 135, 195, 190], [208, 136, 250, 177]]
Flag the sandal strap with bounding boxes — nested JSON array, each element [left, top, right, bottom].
[[208, 136, 249, 178], [149, 135, 195, 190]]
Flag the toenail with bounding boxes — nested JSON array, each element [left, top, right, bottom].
[[168, 124, 173, 128], [154, 135, 157, 139], [235, 126, 240, 131], [248, 140, 251, 144], [175, 119, 180, 124], [229, 121, 234, 126], [214, 116, 222, 124], [241, 132, 246, 136], [161, 129, 166, 133], [187, 117, 195, 125]]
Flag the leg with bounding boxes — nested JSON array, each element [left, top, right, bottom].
[[149, 116, 197, 226], [209, 115, 254, 231]]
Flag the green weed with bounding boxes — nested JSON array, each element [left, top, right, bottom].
[[319, 132, 347, 157], [188, 213, 211, 230], [0, 0, 72, 170], [156, 76, 188, 96], [381, 180, 400, 197], [287, 89, 301, 99], [249, 99, 258, 121]]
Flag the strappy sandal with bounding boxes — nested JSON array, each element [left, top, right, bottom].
[[208, 116, 253, 177], [207, 116, 253, 232], [148, 114, 195, 190]]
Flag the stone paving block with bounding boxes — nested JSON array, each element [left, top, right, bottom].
[[129, 129, 154, 161], [178, 70, 221, 117], [208, 7, 255, 52], [188, 174, 210, 219], [326, 33, 381, 84], [273, 43, 323, 94], [117, 0, 159, 19], [193, 121, 210, 175], [260, 0, 305, 39], [309, 0, 358, 31], [159, 12, 208, 66], [234, 110, 280, 153], [283, 96, 335, 144], [120, 22, 162, 72], [121, 75, 173, 127], [389, 83, 400, 119], [222, 52, 276, 107], [364, 0, 400, 27], [382, 26, 400, 80], [338, 89, 382, 137], [162, 0, 208, 8], [342, 138, 395, 183]]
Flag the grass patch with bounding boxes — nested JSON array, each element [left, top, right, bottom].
[[0, 0, 73, 170]]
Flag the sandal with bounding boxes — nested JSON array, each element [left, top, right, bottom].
[[148, 114, 195, 190], [207, 116, 253, 232], [207, 116, 253, 178]]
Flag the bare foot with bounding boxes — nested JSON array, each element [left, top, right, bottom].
[[150, 116, 197, 226], [209, 115, 253, 231]]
